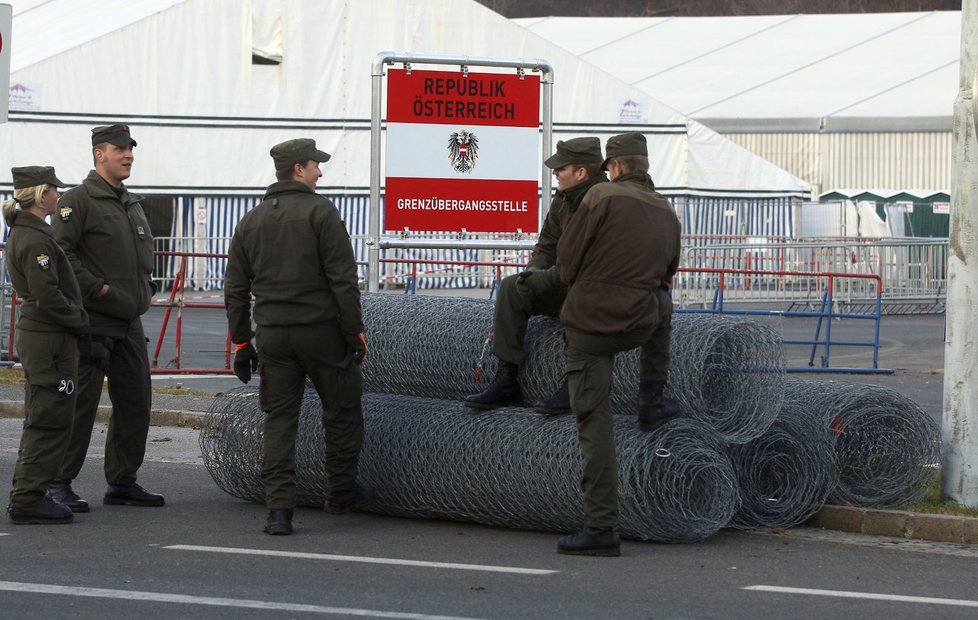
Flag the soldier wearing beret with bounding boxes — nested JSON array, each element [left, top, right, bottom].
[[555, 132, 682, 556], [465, 137, 607, 414], [225, 138, 368, 535], [49, 124, 164, 512], [4, 166, 89, 524]]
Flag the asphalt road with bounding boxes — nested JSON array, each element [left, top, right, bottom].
[[0, 293, 964, 619], [3, 416, 978, 619]]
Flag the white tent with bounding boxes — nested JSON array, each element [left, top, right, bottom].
[[516, 11, 959, 194], [2, 0, 810, 275]]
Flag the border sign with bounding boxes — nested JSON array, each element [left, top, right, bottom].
[[385, 68, 541, 233], [0, 3, 11, 123]]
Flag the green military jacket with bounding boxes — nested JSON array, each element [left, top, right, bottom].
[[224, 181, 363, 345], [557, 172, 681, 334], [527, 174, 607, 271], [6, 210, 89, 335], [53, 170, 155, 336]]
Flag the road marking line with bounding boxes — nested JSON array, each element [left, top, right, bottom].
[[165, 544, 556, 575], [745, 585, 978, 608], [0, 581, 483, 619]]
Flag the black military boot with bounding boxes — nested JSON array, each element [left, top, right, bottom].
[[557, 526, 620, 556], [324, 484, 371, 515], [47, 480, 90, 513], [534, 379, 571, 415], [464, 361, 521, 410], [638, 379, 681, 432], [103, 483, 165, 507], [263, 509, 293, 535], [8, 496, 74, 525]]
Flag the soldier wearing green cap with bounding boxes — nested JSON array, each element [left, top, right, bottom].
[[48, 124, 164, 512], [554, 132, 682, 557], [465, 137, 607, 414], [225, 138, 367, 536], [4, 166, 89, 525]]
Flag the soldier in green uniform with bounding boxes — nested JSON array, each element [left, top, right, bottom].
[[4, 166, 89, 524], [552, 132, 682, 556], [49, 125, 164, 512], [225, 138, 368, 536], [465, 137, 606, 414]]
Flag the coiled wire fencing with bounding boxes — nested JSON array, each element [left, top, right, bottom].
[[361, 293, 786, 444], [201, 293, 940, 541], [201, 390, 739, 542]]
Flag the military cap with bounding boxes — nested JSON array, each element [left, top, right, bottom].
[[601, 132, 648, 170], [11, 165, 66, 190], [543, 137, 603, 170], [91, 124, 137, 148], [270, 138, 331, 170]]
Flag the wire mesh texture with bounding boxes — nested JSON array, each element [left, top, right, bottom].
[[361, 293, 786, 444], [726, 389, 837, 530], [807, 380, 942, 508], [201, 388, 739, 543]]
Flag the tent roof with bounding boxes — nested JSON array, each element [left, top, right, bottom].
[[9, 0, 186, 72], [820, 188, 950, 202], [2, 0, 808, 198], [515, 11, 960, 132]]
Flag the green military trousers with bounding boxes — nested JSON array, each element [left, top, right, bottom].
[[9, 329, 79, 508], [564, 289, 673, 528], [58, 319, 152, 486], [256, 321, 363, 510], [492, 272, 567, 365]]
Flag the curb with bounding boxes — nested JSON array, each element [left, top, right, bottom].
[[804, 505, 978, 545], [0, 400, 208, 428], [3, 400, 975, 546]]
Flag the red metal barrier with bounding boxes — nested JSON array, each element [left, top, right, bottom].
[[1, 250, 888, 374]]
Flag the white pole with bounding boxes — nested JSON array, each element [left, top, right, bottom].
[[942, 2, 978, 505]]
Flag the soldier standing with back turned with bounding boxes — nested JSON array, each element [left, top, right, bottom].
[[225, 138, 368, 536], [554, 132, 682, 556]]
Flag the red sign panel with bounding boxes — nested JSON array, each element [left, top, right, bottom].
[[385, 68, 541, 233]]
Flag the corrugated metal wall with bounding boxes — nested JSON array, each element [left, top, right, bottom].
[[723, 131, 952, 198]]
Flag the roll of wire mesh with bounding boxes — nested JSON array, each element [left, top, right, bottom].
[[361, 293, 785, 443], [200, 388, 739, 542], [810, 380, 942, 508], [727, 385, 837, 530]]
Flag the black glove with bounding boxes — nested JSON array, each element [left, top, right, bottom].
[[79, 334, 114, 374], [233, 341, 259, 383], [348, 332, 368, 365], [516, 266, 560, 297]]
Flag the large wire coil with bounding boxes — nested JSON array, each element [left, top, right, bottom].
[[201, 388, 739, 543], [361, 293, 785, 443], [727, 389, 837, 530], [811, 381, 941, 508]]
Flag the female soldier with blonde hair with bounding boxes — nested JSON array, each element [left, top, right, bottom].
[[4, 166, 89, 524]]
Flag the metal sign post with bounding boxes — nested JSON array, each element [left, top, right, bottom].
[[368, 52, 553, 293], [0, 3, 12, 123]]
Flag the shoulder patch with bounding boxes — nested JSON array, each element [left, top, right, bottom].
[[59, 206, 73, 221], [36, 254, 51, 270]]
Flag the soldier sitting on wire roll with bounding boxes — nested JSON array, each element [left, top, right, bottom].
[[464, 137, 607, 414]]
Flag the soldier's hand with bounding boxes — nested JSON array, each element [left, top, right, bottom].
[[233, 341, 259, 383], [516, 267, 560, 297], [351, 332, 368, 365]]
